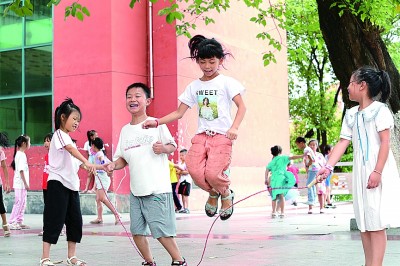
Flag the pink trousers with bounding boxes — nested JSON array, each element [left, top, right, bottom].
[[186, 133, 232, 195], [9, 188, 27, 224]]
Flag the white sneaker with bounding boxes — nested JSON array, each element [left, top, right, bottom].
[[9, 223, 21, 230]]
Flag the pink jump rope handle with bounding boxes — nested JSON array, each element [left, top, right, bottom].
[[307, 175, 323, 188]]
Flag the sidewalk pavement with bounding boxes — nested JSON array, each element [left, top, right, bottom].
[[1, 201, 400, 266]]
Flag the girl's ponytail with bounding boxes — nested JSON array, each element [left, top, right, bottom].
[[188, 35, 206, 60], [379, 70, 391, 103]]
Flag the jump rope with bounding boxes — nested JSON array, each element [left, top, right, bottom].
[[93, 166, 323, 265]]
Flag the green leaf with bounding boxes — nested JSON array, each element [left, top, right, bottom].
[[82, 7, 90, 16], [166, 13, 174, 24], [76, 11, 84, 21], [129, 0, 137, 9]]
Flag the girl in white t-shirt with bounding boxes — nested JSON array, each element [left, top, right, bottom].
[[82, 130, 98, 194], [0, 132, 11, 237], [40, 98, 95, 266], [8, 135, 30, 230], [143, 35, 246, 221]]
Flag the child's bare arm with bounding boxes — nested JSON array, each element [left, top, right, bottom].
[[143, 103, 190, 128], [367, 129, 390, 189], [227, 94, 246, 140], [1, 160, 10, 193], [64, 144, 95, 173]]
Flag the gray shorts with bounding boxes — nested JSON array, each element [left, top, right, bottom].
[[130, 192, 176, 239]]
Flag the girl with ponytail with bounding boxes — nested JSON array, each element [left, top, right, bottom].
[[318, 66, 400, 265], [8, 135, 30, 230]]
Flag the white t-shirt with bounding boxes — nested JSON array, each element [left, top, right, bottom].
[[13, 151, 29, 189], [0, 148, 5, 186], [178, 162, 192, 184], [48, 129, 81, 191], [178, 74, 245, 135], [113, 118, 177, 196], [303, 146, 313, 169]]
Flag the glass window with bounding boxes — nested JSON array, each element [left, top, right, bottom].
[[0, 98, 23, 139], [25, 46, 52, 94], [0, 50, 22, 97], [25, 96, 52, 144], [0, 4, 23, 49], [25, 0, 53, 45]]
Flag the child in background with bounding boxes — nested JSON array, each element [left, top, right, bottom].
[[265, 145, 302, 218], [9, 135, 30, 230], [318, 66, 400, 266], [0, 132, 11, 237], [306, 139, 326, 214], [40, 98, 95, 266], [323, 145, 335, 208], [82, 130, 98, 194], [143, 35, 246, 220], [90, 137, 120, 225], [287, 161, 299, 206], [175, 149, 192, 214], [107, 82, 187, 266], [169, 160, 183, 212]]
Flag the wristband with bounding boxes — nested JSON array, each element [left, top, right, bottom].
[[154, 119, 159, 127], [373, 169, 382, 175], [325, 164, 334, 172]]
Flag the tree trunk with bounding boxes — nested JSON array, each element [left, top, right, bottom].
[[316, 0, 400, 113]]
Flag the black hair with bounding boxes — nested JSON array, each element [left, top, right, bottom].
[[43, 132, 53, 142], [295, 137, 306, 144], [11, 135, 29, 170], [352, 66, 391, 102], [180, 149, 188, 153], [0, 132, 10, 148], [87, 130, 97, 146], [54, 98, 82, 130], [188, 35, 230, 61], [92, 137, 104, 150], [324, 144, 332, 155], [270, 145, 282, 156], [126, 82, 151, 99]]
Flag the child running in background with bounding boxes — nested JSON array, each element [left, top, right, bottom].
[[90, 137, 120, 225], [107, 82, 187, 265], [9, 135, 30, 230], [175, 149, 192, 214], [82, 130, 98, 194], [143, 34, 246, 220], [318, 66, 400, 266], [265, 145, 302, 218], [306, 139, 326, 214], [40, 98, 95, 266], [0, 132, 11, 237]]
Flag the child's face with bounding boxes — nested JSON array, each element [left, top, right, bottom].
[[126, 87, 151, 115], [61, 110, 81, 133], [295, 142, 305, 150], [347, 75, 363, 102], [309, 141, 318, 151], [44, 138, 51, 151], [198, 57, 223, 81], [91, 132, 98, 140], [23, 138, 31, 150], [179, 152, 186, 161]]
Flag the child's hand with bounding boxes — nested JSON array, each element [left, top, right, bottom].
[[24, 183, 30, 190], [226, 127, 238, 140], [152, 141, 165, 154], [105, 162, 116, 172], [83, 162, 96, 174], [367, 172, 382, 189], [143, 120, 158, 129], [317, 167, 330, 180], [4, 183, 11, 194]]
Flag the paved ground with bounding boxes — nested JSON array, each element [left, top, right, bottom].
[[1, 200, 400, 266]]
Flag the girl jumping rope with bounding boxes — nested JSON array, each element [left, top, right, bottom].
[[143, 34, 246, 220], [89, 137, 120, 225], [318, 66, 400, 266], [0, 132, 11, 237], [40, 98, 95, 266], [9, 135, 30, 230]]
